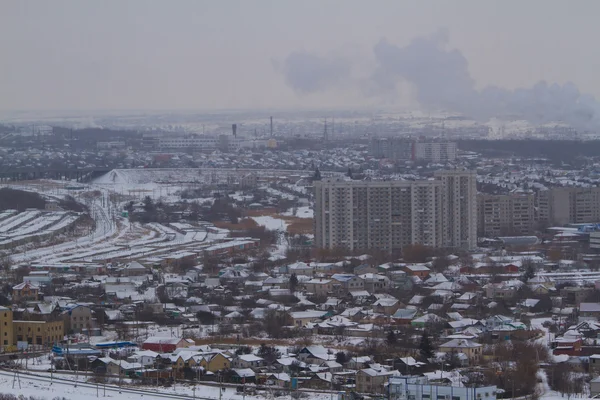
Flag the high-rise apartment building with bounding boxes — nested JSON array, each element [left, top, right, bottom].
[[477, 193, 536, 237], [414, 142, 457, 163], [314, 179, 443, 251], [314, 170, 477, 252], [538, 187, 600, 226], [369, 138, 457, 163], [434, 170, 477, 249], [369, 138, 414, 161]]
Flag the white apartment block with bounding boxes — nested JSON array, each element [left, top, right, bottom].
[[314, 170, 477, 252]]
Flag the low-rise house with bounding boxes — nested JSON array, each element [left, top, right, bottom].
[[590, 354, 600, 374], [356, 368, 396, 394], [63, 304, 93, 334], [372, 298, 400, 315], [331, 274, 364, 294], [402, 264, 431, 279], [265, 372, 291, 387], [359, 273, 391, 293], [127, 350, 158, 367], [579, 303, 600, 321], [552, 336, 582, 356], [289, 310, 327, 327], [561, 286, 594, 306], [591, 377, 600, 397], [304, 278, 333, 297], [12, 282, 40, 302], [232, 354, 264, 369], [439, 339, 482, 362], [298, 345, 334, 364], [392, 309, 418, 325], [484, 280, 524, 299]]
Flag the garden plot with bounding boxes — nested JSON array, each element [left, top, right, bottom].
[[0, 211, 82, 249]]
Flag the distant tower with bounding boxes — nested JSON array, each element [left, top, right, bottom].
[[270, 116, 273, 137], [232, 124, 237, 137], [324, 118, 328, 142], [332, 118, 335, 138]]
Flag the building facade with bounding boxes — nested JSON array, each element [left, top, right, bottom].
[[434, 170, 477, 249], [13, 320, 64, 346], [388, 377, 496, 400], [538, 187, 600, 226], [369, 138, 457, 163], [314, 170, 476, 252], [477, 193, 535, 237], [314, 179, 444, 252], [414, 141, 457, 163], [0, 307, 13, 348]]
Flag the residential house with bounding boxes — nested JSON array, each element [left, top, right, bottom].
[[305, 372, 333, 390], [331, 274, 364, 294], [304, 278, 334, 297], [392, 309, 418, 325], [232, 354, 264, 369], [590, 354, 600, 374], [579, 303, 600, 321], [402, 264, 431, 279], [127, 350, 158, 367], [356, 368, 396, 394], [289, 310, 327, 327], [121, 261, 148, 277], [591, 377, 600, 397], [298, 345, 334, 364], [63, 304, 93, 334], [439, 339, 482, 363], [372, 298, 401, 315], [265, 372, 291, 388], [561, 287, 594, 306], [12, 282, 40, 302], [359, 273, 391, 293], [484, 280, 524, 299]]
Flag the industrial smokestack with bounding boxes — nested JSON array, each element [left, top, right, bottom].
[[232, 124, 237, 137], [270, 116, 273, 136]]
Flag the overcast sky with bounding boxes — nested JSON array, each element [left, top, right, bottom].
[[1, 1, 599, 111]]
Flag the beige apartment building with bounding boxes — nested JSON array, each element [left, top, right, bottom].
[[314, 179, 443, 252], [538, 187, 600, 226], [477, 192, 535, 237], [434, 170, 477, 249], [314, 170, 477, 252]]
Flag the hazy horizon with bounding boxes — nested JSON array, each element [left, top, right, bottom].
[[3, 0, 600, 128]]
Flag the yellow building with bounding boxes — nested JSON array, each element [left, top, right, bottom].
[[0, 307, 13, 349], [13, 320, 64, 346]]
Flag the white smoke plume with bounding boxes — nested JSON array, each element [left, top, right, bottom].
[[278, 30, 600, 131]]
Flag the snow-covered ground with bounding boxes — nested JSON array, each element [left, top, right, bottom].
[[282, 206, 313, 219], [251, 216, 288, 231]]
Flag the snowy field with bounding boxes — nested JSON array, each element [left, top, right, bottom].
[[0, 368, 332, 400], [251, 216, 288, 231], [282, 206, 313, 219]]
